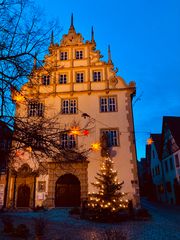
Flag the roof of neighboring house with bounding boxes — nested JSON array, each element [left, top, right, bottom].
[[163, 116, 180, 148], [151, 133, 162, 159]]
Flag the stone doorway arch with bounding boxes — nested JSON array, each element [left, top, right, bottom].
[[16, 184, 30, 207], [55, 174, 80, 207]]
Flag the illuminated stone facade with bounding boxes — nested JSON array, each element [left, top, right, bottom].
[[6, 18, 139, 208]]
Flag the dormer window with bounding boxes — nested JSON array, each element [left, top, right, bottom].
[[93, 71, 101, 82], [60, 51, 68, 60], [75, 50, 83, 59], [42, 75, 50, 85]]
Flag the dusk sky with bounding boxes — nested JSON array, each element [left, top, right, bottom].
[[37, 0, 180, 160]]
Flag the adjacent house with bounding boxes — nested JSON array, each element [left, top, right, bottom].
[[144, 116, 180, 205], [160, 116, 180, 204]]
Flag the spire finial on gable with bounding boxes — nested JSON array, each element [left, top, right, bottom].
[[51, 30, 54, 45], [91, 26, 95, 43], [69, 13, 75, 33], [71, 13, 74, 27], [108, 44, 113, 64]]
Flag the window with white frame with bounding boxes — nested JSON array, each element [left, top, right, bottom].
[[93, 71, 101, 82], [60, 133, 76, 149], [42, 75, 50, 85], [59, 74, 67, 84], [76, 72, 84, 83], [60, 51, 68, 60], [100, 129, 119, 147], [100, 96, 117, 112], [28, 102, 43, 117], [75, 50, 83, 59], [61, 99, 77, 114]]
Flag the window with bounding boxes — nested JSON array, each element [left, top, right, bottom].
[[175, 154, 180, 167], [164, 160, 169, 173], [76, 73, 84, 83], [93, 71, 101, 82], [59, 74, 67, 84], [60, 133, 76, 149], [101, 129, 119, 147], [28, 102, 43, 117], [60, 52, 68, 60], [42, 75, 50, 85], [61, 99, 77, 114], [38, 181, 46, 192], [169, 157, 174, 170], [100, 96, 117, 112], [75, 50, 83, 59]]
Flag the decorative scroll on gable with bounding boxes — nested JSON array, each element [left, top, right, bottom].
[[60, 32, 84, 46]]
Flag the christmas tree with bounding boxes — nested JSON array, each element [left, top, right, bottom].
[[88, 157, 128, 221]]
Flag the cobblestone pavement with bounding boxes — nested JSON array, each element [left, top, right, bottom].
[[0, 199, 180, 240]]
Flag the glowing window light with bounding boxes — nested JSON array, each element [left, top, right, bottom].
[[91, 142, 101, 151], [147, 137, 153, 145]]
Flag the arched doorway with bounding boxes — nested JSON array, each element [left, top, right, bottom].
[[16, 184, 30, 207], [55, 174, 80, 207]]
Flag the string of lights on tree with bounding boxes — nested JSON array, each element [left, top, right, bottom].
[[87, 156, 129, 218]]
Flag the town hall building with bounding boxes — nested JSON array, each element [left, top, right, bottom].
[[5, 17, 139, 209]]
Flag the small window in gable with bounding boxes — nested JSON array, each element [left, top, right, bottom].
[[60, 52, 68, 60], [59, 74, 67, 84], [93, 71, 101, 82], [75, 50, 83, 59], [76, 72, 84, 83], [42, 75, 50, 85]]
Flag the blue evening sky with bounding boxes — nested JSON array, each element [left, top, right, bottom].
[[37, 0, 180, 160]]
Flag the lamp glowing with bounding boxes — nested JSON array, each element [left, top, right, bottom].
[[147, 137, 153, 145]]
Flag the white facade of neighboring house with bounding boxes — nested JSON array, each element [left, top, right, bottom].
[[6, 18, 139, 208], [149, 117, 180, 205], [161, 117, 180, 204], [150, 134, 165, 202]]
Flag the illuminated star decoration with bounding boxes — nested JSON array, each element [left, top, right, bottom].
[[83, 129, 89, 136], [147, 137, 153, 145], [91, 142, 101, 151], [69, 127, 81, 136]]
